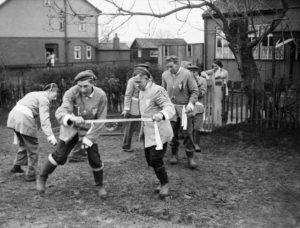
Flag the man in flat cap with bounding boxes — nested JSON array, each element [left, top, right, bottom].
[[37, 70, 108, 198], [187, 65, 207, 152], [121, 63, 150, 152], [162, 56, 199, 169]]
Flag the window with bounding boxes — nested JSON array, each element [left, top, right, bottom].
[[215, 28, 234, 59], [164, 46, 170, 56], [44, 0, 51, 6], [249, 25, 284, 60], [138, 49, 142, 58], [59, 18, 64, 32], [79, 19, 86, 32], [74, 46, 81, 59], [86, 46, 92, 60], [150, 50, 158, 57], [248, 25, 260, 59], [186, 44, 192, 57]]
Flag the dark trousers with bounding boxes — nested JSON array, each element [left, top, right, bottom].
[[52, 134, 102, 170], [170, 116, 195, 153], [144, 143, 168, 185], [122, 114, 139, 149]]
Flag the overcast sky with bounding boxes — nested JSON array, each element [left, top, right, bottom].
[[91, 0, 205, 45], [0, 0, 204, 44]]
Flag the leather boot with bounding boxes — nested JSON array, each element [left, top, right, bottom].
[[193, 131, 201, 153], [186, 152, 197, 169], [25, 166, 37, 182], [154, 167, 169, 198], [169, 149, 179, 164], [36, 160, 57, 193], [10, 165, 24, 173], [93, 170, 107, 199], [159, 183, 170, 198]]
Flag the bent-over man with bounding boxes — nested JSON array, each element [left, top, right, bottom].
[[36, 70, 108, 198]]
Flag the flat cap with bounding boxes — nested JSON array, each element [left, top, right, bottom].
[[74, 70, 97, 83], [134, 63, 150, 69], [187, 65, 199, 71], [133, 67, 151, 78]]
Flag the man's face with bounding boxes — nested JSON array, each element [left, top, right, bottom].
[[166, 61, 179, 74], [77, 80, 93, 96], [191, 70, 199, 76], [134, 74, 148, 91]]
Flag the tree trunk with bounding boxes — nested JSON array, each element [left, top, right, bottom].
[[235, 46, 264, 92]]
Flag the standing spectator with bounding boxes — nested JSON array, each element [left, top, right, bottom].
[[50, 52, 55, 67], [162, 56, 199, 169], [201, 60, 228, 127], [36, 70, 108, 198], [7, 83, 58, 181], [121, 63, 149, 152], [187, 65, 207, 152], [133, 67, 175, 197]]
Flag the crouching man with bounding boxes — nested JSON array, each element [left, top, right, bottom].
[[133, 67, 175, 198], [36, 70, 108, 198]]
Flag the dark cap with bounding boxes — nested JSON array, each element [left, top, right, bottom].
[[134, 63, 149, 69], [187, 65, 199, 72], [74, 70, 97, 83]]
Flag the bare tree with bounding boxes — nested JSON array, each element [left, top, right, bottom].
[[50, 0, 289, 91]]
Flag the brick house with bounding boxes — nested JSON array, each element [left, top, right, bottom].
[[0, 0, 100, 67]]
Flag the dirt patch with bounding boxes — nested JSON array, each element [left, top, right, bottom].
[[1, 124, 300, 227]]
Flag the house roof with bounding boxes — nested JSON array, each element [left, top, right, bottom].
[[131, 38, 187, 49], [202, 0, 300, 18], [98, 42, 130, 50], [0, 0, 101, 13]]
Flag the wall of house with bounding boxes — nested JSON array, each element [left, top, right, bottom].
[[97, 50, 130, 65], [0, 37, 97, 65], [0, 0, 98, 66], [204, 11, 300, 84], [0, 0, 98, 38]]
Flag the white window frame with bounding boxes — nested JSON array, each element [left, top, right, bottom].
[[186, 44, 192, 57], [59, 18, 64, 32], [215, 28, 234, 59], [164, 46, 170, 56], [74, 46, 81, 60], [138, 49, 142, 58], [150, 50, 158, 57], [249, 24, 284, 60], [86, 46, 92, 60], [44, 0, 51, 6], [79, 22, 86, 32]]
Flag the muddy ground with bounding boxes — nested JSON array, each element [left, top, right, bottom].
[[0, 124, 300, 228]]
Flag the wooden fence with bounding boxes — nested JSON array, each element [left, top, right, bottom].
[[202, 82, 300, 131]]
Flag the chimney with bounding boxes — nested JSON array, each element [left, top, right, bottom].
[[113, 33, 120, 49]]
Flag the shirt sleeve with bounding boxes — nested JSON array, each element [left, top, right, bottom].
[[154, 87, 175, 120], [39, 97, 54, 137], [161, 74, 166, 90], [187, 73, 199, 104], [123, 79, 134, 111], [55, 88, 75, 125]]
